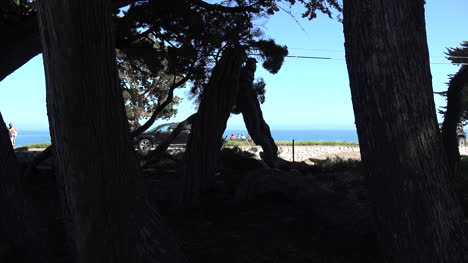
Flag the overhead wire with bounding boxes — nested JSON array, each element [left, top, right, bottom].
[[284, 53, 468, 65], [286, 47, 468, 63], [287, 47, 468, 58]]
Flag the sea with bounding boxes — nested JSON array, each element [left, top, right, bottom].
[[223, 129, 358, 143], [15, 129, 358, 147], [14, 130, 51, 147]]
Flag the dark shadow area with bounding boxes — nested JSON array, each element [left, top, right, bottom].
[[11, 148, 383, 263]]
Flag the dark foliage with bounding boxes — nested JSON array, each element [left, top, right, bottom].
[[297, 0, 341, 20], [253, 77, 266, 104], [249, 39, 288, 74], [437, 41, 468, 124]]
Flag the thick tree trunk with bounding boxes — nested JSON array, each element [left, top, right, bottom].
[[36, 1, 185, 263], [181, 47, 245, 203], [0, 112, 51, 262], [342, 1, 468, 262], [0, 112, 29, 262], [237, 58, 278, 167], [441, 65, 468, 175]]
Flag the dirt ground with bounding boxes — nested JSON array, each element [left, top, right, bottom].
[[146, 148, 380, 263]]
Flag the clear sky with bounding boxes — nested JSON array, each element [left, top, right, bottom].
[[0, 0, 467, 131]]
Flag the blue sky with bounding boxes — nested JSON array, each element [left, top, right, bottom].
[[1, 0, 467, 131]]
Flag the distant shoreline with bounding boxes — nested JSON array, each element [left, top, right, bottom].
[[14, 129, 359, 147], [17, 140, 359, 150]]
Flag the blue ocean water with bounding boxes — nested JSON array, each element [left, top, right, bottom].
[[14, 129, 358, 147], [15, 130, 51, 147], [224, 129, 358, 142]]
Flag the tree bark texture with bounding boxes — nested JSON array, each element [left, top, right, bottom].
[[343, 1, 468, 262], [0, 112, 52, 262], [0, 111, 30, 262], [441, 65, 468, 175], [236, 58, 278, 167], [181, 47, 245, 203], [36, 1, 185, 263]]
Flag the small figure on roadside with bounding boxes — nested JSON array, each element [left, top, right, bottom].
[[229, 134, 235, 140], [241, 133, 246, 140], [247, 134, 252, 143], [237, 134, 241, 140], [8, 123, 18, 147]]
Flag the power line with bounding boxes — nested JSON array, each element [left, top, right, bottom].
[[287, 47, 468, 59], [286, 55, 344, 60], [288, 48, 344, 52], [285, 55, 468, 65]]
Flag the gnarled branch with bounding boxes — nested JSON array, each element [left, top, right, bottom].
[[130, 65, 195, 138]]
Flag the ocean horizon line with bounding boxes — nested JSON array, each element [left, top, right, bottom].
[[13, 129, 359, 146]]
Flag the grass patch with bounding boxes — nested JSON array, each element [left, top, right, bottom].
[[223, 140, 254, 146], [16, 142, 51, 150], [223, 140, 359, 147], [314, 157, 362, 171]]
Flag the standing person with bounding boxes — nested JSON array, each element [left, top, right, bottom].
[[8, 123, 18, 147], [247, 134, 252, 143], [241, 133, 246, 140], [229, 134, 235, 140]]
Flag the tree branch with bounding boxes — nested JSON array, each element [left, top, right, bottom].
[[188, 0, 260, 13], [129, 68, 194, 138], [0, 0, 137, 81]]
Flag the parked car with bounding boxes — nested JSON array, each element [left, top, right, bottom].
[[457, 124, 466, 147], [134, 122, 191, 155]]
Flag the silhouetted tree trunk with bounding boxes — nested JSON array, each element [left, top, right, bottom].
[[181, 47, 245, 203], [36, 1, 185, 263], [441, 65, 468, 175], [0, 112, 51, 263], [237, 58, 278, 167], [343, 1, 468, 262]]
